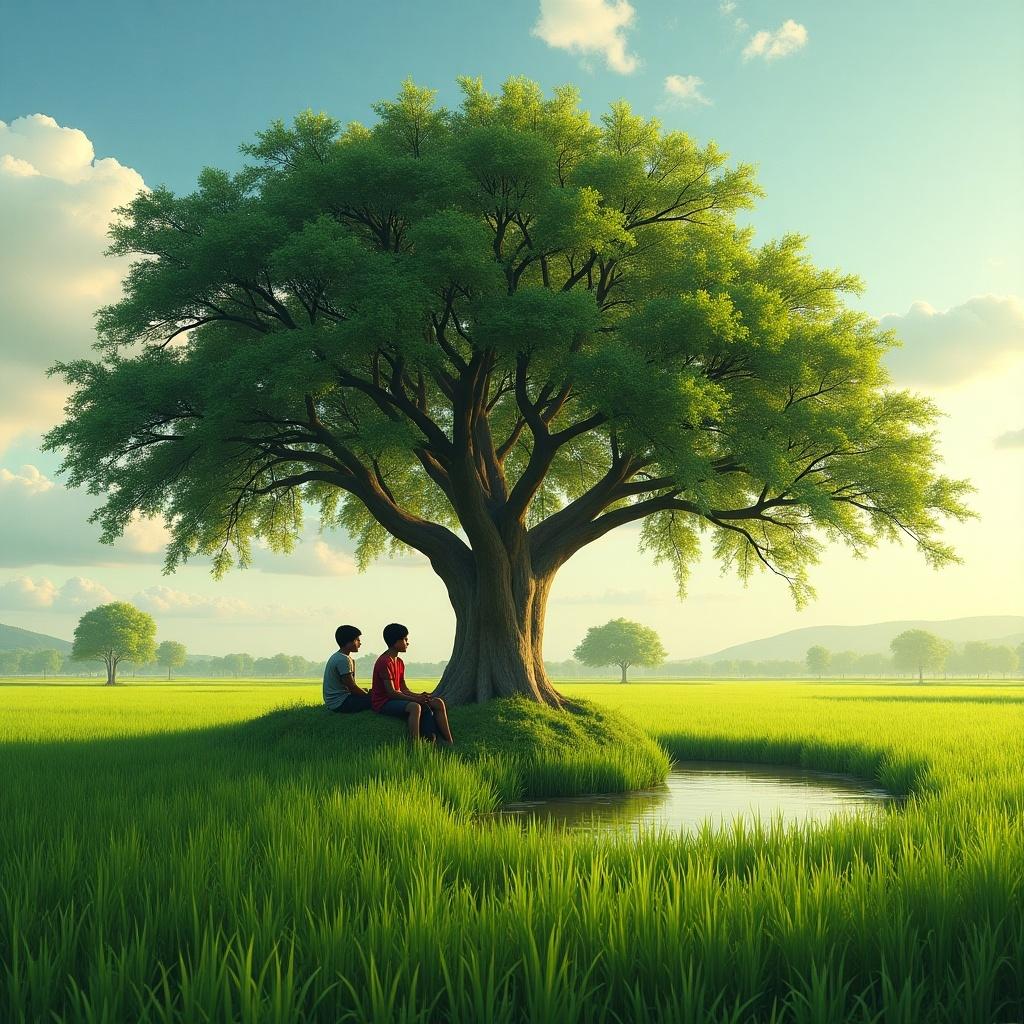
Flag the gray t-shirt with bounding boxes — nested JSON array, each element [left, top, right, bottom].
[[323, 650, 356, 710]]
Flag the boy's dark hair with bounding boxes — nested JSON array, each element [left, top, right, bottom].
[[382, 622, 409, 646], [335, 625, 361, 647]]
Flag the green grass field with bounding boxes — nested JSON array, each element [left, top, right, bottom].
[[1, 678, 1022, 1023]]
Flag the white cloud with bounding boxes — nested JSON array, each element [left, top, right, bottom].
[[132, 585, 311, 622], [310, 540, 358, 575], [0, 574, 115, 611], [255, 535, 359, 577], [994, 429, 1024, 449], [0, 466, 417, 577], [54, 575, 117, 610], [0, 115, 145, 452], [0, 577, 59, 609], [663, 74, 711, 107], [0, 154, 39, 177], [743, 19, 808, 61], [0, 367, 69, 454], [0, 464, 166, 568], [533, 0, 639, 74], [719, 0, 747, 32], [120, 515, 173, 555], [0, 464, 54, 495], [880, 294, 1024, 388]]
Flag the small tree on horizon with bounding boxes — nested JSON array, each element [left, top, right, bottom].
[[890, 629, 950, 683], [71, 603, 157, 686], [574, 618, 667, 683], [156, 640, 188, 679], [806, 645, 831, 678]]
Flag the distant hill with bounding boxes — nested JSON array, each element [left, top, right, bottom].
[[696, 616, 1024, 662], [988, 632, 1024, 649], [0, 622, 72, 653]]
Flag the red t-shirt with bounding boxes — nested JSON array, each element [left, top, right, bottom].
[[371, 653, 408, 711]]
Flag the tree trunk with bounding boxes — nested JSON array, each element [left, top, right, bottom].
[[105, 656, 116, 686], [620, 663, 628, 683], [434, 556, 562, 706]]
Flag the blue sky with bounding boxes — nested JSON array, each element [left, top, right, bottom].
[[1, 0, 1022, 658], [6, 0, 1021, 312]]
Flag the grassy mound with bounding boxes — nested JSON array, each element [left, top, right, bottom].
[[240, 695, 670, 798]]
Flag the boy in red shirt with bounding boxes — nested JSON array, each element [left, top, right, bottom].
[[371, 623, 455, 745]]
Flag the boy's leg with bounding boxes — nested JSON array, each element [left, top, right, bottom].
[[377, 698, 422, 741], [335, 694, 372, 713], [418, 704, 438, 740], [424, 696, 454, 744], [405, 701, 422, 741]]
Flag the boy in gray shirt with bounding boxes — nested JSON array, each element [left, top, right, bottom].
[[323, 625, 373, 713]]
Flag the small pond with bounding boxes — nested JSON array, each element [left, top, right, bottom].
[[493, 761, 896, 834]]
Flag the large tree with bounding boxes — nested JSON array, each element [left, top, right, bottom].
[[71, 602, 157, 685], [574, 618, 667, 682], [45, 78, 971, 706]]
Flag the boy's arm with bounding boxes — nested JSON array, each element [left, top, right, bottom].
[[396, 662, 433, 699], [394, 661, 427, 703], [339, 672, 367, 696], [338, 656, 368, 695]]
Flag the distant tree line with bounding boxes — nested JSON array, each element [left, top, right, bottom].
[[546, 657, 815, 679], [0, 647, 171, 679], [0, 649, 65, 677], [946, 641, 1021, 677], [0, 645, 454, 680], [3, 632, 1021, 681], [807, 633, 1023, 680]]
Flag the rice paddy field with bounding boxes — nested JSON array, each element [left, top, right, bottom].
[[1, 677, 1022, 1023]]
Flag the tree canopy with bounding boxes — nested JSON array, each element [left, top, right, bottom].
[[805, 645, 830, 678], [71, 602, 157, 685], [156, 640, 188, 679], [45, 77, 972, 705], [574, 618, 667, 682], [890, 629, 951, 682]]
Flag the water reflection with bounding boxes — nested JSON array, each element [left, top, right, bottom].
[[494, 762, 895, 834]]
